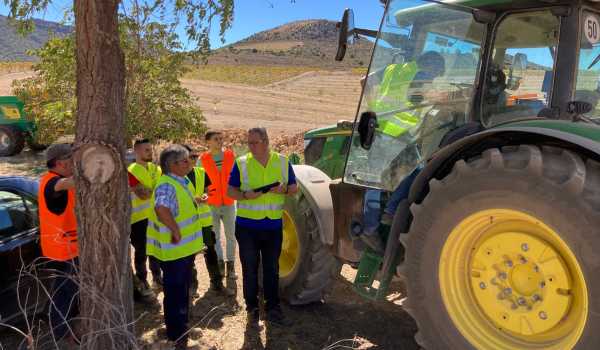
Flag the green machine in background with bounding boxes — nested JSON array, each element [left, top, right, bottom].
[[0, 96, 45, 156]]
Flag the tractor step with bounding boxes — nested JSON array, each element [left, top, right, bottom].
[[352, 248, 395, 301]]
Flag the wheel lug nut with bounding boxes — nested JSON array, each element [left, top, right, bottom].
[[539, 311, 548, 320], [479, 282, 486, 290], [499, 272, 507, 280], [518, 297, 527, 306], [540, 281, 546, 288], [505, 260, 513, 267], [503, 288, 512, 295], [511, 303, 518, 310], [521, 243, 529, 252], [520, 256, 527, 264], [532, 294, 542, 302]]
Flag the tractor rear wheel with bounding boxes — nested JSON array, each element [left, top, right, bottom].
[[0, 126, 25, 156], [280, 191, 340, 305], [403, 145, 600, 349]]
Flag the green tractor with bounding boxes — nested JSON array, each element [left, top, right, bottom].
[[281, 0, 600, 348], [0, 96, 45, 156]]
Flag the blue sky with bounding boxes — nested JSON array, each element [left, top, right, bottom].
[[0, 0, 385, 49]]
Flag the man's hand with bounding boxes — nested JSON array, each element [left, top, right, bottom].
[[54, 177, 75, 192], [133, 184, 152, 200], [194, 193, 209, 204], [244, 190, 262, 200], [269, 184, 287, 194], [171, 229, 182, 244]]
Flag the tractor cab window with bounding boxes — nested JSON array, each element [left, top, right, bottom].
[[575, 11, 600, 119], [344, 0, 485, 191], [482, 11, 559, 127]]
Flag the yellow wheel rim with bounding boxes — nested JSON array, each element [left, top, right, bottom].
[[280, 210, 299, 278], [439, 209, 588, 349]]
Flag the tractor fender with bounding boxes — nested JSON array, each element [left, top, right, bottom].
[[291, 164, 334, 246], [409, 125, 600, 205]]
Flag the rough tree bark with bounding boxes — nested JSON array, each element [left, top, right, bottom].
[[73, 0, 134, 349]]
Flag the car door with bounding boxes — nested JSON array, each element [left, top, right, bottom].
[[0, 188, 44, 325]]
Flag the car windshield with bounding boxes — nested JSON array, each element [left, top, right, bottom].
[[344, 0, 485, 190]]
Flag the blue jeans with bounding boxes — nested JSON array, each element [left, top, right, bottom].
[[362, 166, 422, 236], [235, 225, 282, 311], [160, 255, 194, 342], [48, 258, 79, 341]]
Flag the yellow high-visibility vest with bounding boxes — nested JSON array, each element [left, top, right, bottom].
[[146, 175, 204, 261], [368, 62, 421, 138], [236, 151, 288, 220], [128, 162, 161, 224], [189, 166, 213, 228]]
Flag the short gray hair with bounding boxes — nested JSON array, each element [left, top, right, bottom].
[[248, 127, 269, 143], [159, 144, 188, 173]]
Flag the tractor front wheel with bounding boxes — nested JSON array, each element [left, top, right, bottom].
[[279, 191, 340, 305], [0, 126, 25, 156], [404, 145, 600, 349]]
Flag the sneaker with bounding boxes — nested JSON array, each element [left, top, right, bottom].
[[360, 234, 386, 254], [266, 307, 291, 327], [134, 276, 155, 299], [246, 307, 260, 326]]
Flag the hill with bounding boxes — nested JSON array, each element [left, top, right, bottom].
[[207, 19, 373, 69], [0, 15, 71, 61]]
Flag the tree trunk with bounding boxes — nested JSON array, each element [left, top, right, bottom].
[[73, 1, 133, 349]]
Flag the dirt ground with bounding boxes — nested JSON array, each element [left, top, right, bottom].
[[0, 256, 418, 350], [0, 70, 419, 349]]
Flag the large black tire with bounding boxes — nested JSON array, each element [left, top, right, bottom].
[[403, 145, 600, 349], [280, 191, 341, 305], [0, 126, 25, 156]]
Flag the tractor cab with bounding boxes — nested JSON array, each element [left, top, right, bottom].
[[338, 0, 600, 192]]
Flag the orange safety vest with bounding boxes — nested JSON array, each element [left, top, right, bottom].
[[38, 172, 78, 261], [201, 149, 235, 207]]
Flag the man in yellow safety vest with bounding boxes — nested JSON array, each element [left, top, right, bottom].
[[228, 127, 298, 327], [128, 138, 162, 300], [147, 144, 204, 349]]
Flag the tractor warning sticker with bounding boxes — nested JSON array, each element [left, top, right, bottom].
[[585, 14, 600, 44], [0, 106, 21, 119]]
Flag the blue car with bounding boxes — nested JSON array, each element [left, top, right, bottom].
[[0, 176, 50, 325]]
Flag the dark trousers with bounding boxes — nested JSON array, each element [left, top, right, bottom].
[[235, 225, 283, 311], [160, 255, 194, 342], [194, 226, 222, 287], [48, 258, 79, 341], [131, 219, 161, 281]]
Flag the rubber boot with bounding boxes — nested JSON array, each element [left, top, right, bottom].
[[226, 261, 237, 279]]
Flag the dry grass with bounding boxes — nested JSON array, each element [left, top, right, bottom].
[[184, 64, 321, 87], [0, 62, 34, 75]]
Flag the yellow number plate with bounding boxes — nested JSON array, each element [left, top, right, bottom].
[[0, 106, 21, 120]]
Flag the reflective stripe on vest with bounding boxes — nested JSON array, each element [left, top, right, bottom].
[[128, 162, 161, 223], [38, 172, 78, 261], [188, 166, 213, 228], [146, 175, 204, 261], [236, 151, 288, 220], [201, 150, 235, 207], [368, 62, 421, 138]]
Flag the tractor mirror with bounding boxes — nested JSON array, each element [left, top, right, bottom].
[[357, 111, 378, 150], [512, 53, 528, 71], [336, 8, 355, 62]]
